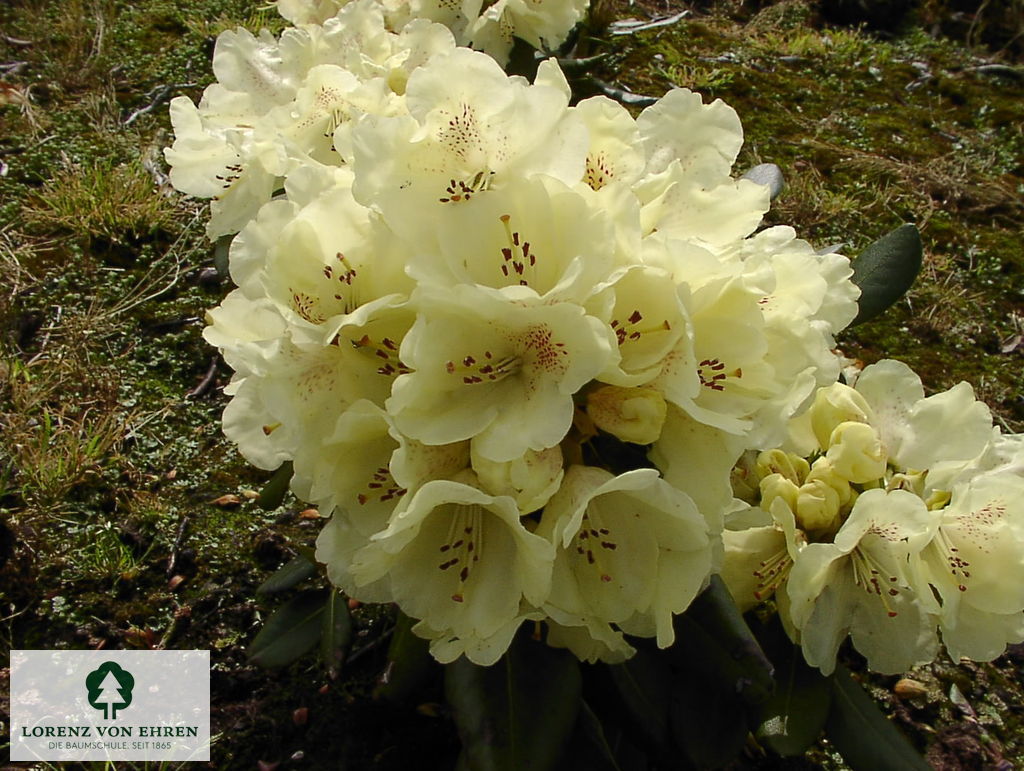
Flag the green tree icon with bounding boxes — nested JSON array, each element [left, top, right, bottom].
[[86, 661, 134, 719]]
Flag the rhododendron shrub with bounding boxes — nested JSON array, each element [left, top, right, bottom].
[[168, 3, 1022, 767]]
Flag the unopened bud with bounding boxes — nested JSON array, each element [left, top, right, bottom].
[[471, 445, 564, 514], [760, 473, 799, 514], [795, 479, 841, 533], [810, 383, 873, 450], [826, 421, 887, 483], [755, 449, 809, 485], [586, 385, 667, 445]]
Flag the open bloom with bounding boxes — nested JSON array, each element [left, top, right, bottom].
[[180, 22, 870, 664]]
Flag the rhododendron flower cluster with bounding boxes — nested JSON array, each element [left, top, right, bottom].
[[275, 0, 588, 66], [723, 360, 1024, 674], [172, 7, 862, 664], [173, 3, 1024, 676]]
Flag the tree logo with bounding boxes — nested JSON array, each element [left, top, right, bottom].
[[85, 661, 135, 719]]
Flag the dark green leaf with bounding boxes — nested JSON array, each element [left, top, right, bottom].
[[213, 233, 234, 278], [445, 631, 582, 771], [673, 575, 774, 708], [849, 223, 923, 325], [256, 461, 293, 510], [321, 589, 352, 679], [604, 645, 672, 753], [669, 660, 748, 770], [256, 553, 316, 595], [375, 611, 436, 703], [752, 618, 832, 757], [558, 701, 622, 771], [825, 664, 930, 771], [248, 589, 326, 668]]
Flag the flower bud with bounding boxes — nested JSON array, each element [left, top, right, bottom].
[[795, 478, 841, 533], [471, 445, 565, 514], [755, 449, 809, 485], [804, 457, 853, 506], [886, 470, 926, 497], [760, 473, 799, 514], [586, 385, 667, 445], [825, 421, 887, 483], [810, 383, 873, 450], [730, 451, 760, 503]]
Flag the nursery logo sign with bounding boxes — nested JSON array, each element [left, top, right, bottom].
[[10, 650, 210, 762], [85, 661, 135, 719]]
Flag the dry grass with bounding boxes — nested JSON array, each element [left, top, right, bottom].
[[24, 158, 178, 243], [0, 353, 126, 512]]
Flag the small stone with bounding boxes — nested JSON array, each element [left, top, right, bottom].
[[894, 678, 929, 698], [168, 575, 187, 591], [741, 163, 785, 201], [298, 508, 321, 519], [197, 267, 222, 288], [292, 707, 308, 726]]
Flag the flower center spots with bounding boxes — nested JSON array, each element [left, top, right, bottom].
[[323, 253, 360, 313], [438, 102, 483, 164], [357, 466, 406, 506], [698, 358, 741, 392], [444, 350, 520, 385], [609, 309, 671, 347], [752, 548, 793, 601], [849, 546, 901, 617], [439, 170, 493, 204], [351, 334, 411, 377], [437, 505, 483, 602], [296, 85, 347, 134], [214, 162, 243, 191], [584, 152, 613, 191], [954, 501, 1006, 551], [932, 528, 971, 592], [516, 324, 568, 377], [290, 289, 326, 324], [573, 512, 617, 582], [498, 214, 539, 287]]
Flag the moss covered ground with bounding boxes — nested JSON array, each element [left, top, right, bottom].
[[0, 0, 1021, 768]]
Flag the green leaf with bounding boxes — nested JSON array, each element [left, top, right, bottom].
[[673, 575, 775, 708], [849, 223, 923, 326], [256, 553, 316, 595], [660, 578, 775, 768], [256, 461, 293, 510], [825, 664, 930, 771], [604, 645, 672, 753], [213, 233, 234, 278], [321, 589, 352, 679], [374, 611, 436, 703], [558, 701, 622, 771], [248, 589, 326, 668], [445, 631, 582, 771], [751, 617, 832, 757], [668, 661, 748, 770]]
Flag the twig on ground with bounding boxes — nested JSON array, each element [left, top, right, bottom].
[[609, 10, 689, 35], [588, 77, 658, 107], [124, 83, 196, 126], [166, 515, 191, 577], [186, 355, 220, 399], [1, 33, 34, 47]]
